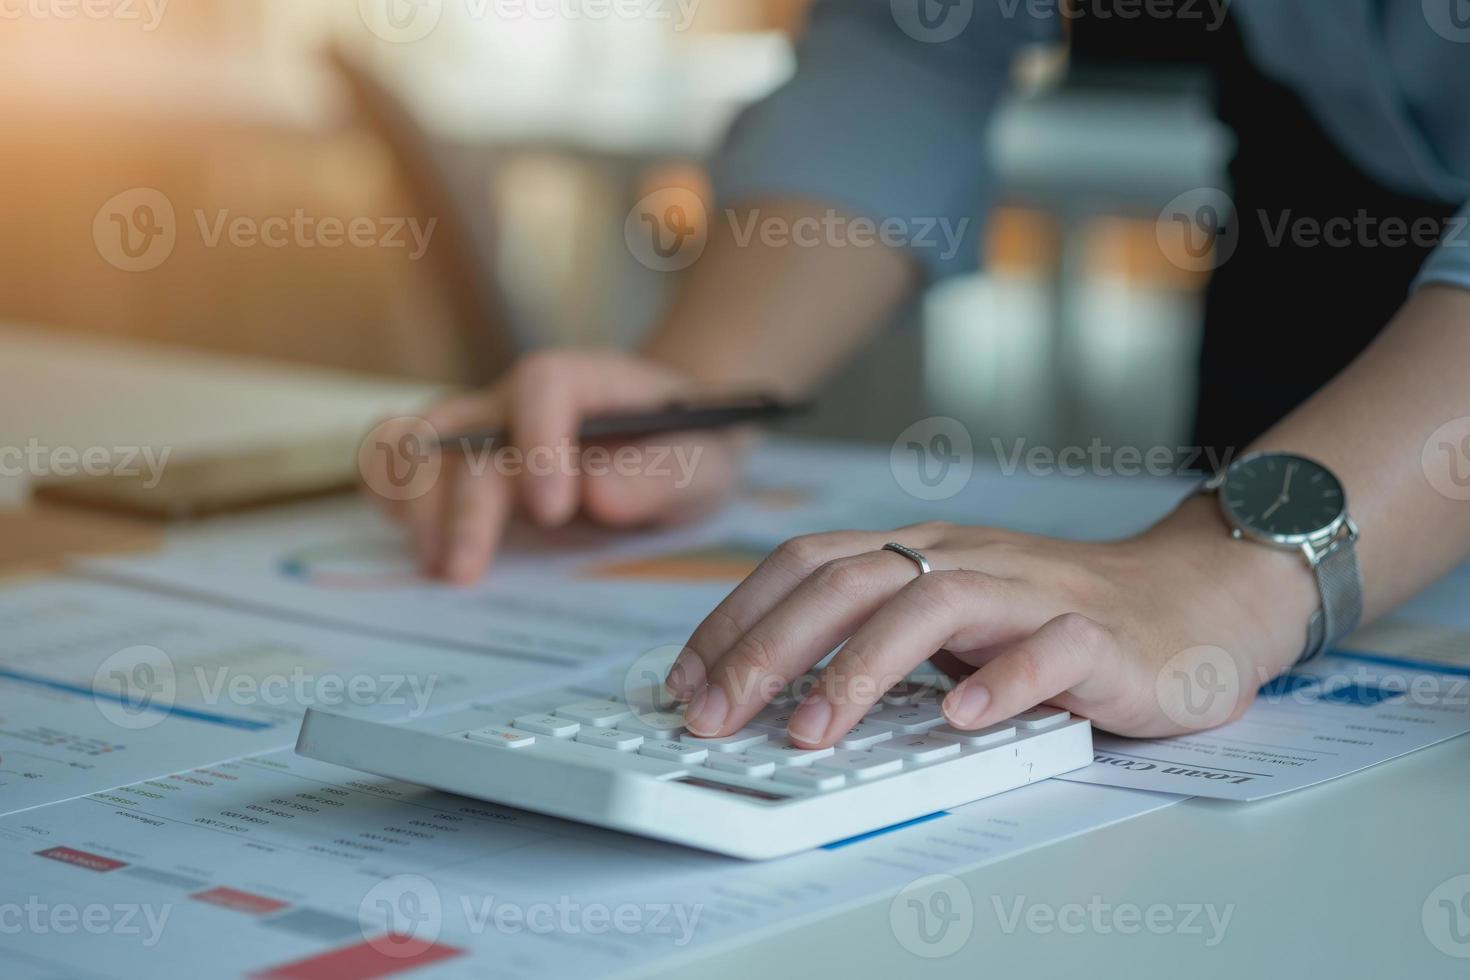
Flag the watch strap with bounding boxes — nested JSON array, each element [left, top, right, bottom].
[[1299, 532, 1363, 665]]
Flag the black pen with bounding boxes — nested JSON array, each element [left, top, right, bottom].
[[437, 394, 812, 451]]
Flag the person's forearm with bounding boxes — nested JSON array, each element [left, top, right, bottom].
[[642, 199, 917, 396], [1172, 285, 1470, 666]]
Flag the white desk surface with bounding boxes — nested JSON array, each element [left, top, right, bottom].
[[6, 329, 1468, 977], [648, 736, 1469, 979]]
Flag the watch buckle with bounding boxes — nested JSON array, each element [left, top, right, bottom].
[[1302, 515, 1359, 567]]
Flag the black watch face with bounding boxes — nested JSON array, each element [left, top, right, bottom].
[[1220, 454, 1345, 541]]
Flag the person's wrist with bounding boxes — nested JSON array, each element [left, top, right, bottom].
[[1141, 493, 1321, 674]]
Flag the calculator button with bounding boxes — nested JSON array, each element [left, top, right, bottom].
[[881, 681, 946, 706], [930, 723, 1016, 747], [866, 704, 946, 734], [813, 750, 904, 781], [680, 729, 768, 753], [1011, 708, 1070, 730], [748, 708, 796, 734], [873, 734, 960, 765], [617, 711, 688, 738], [555, 701, 633, 726], [576, 728, 644, 752], [705, 754, 777, 778], [747, 742, 835, 766], [535, 735, 689, 777], [464, 726, 535, 749], [640, 740, 708, 764], [836, 722, 894, 750], [679, 770, 798, 799], [513, 714, 580, 738], [773, 767, 847, 791]]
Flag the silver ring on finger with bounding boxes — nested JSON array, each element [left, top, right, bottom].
[[882, 542, 932, 577]]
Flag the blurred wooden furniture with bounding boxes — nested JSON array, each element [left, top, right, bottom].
[[325, 46, 522, 386], [0, 322, 441, 508], [0, 505, 161, 579], [0, 48, 476, 382]]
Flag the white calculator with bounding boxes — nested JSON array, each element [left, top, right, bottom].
[[297, 669, 1092, 860]]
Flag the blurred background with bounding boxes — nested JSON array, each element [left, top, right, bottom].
[[1, 0, 1233, 460]]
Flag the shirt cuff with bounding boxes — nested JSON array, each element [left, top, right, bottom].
[[1414, 202, 1470, 293]]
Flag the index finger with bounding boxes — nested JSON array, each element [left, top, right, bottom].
[[790, 571, 1048, 747], [666, 531, 906, 700]]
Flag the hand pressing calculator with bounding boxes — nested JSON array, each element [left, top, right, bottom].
[[297, 667, 1092, 860]]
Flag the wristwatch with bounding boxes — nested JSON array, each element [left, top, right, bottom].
[[1203, 452, 1363, 665]]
